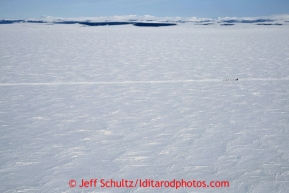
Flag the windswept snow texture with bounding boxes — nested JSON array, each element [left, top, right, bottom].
[[1, 23, 289, 193]]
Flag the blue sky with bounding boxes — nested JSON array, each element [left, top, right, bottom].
[[1, 0, 289, 19]]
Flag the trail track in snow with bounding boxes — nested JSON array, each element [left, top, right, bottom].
[[0, 78, 288, 86]]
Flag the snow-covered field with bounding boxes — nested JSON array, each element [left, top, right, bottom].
[[0, 23, 289, 192]]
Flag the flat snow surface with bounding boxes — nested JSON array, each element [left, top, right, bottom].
[[1, 23, 289, 192]]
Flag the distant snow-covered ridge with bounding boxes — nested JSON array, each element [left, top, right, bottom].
[[1, 14, 289, 26]]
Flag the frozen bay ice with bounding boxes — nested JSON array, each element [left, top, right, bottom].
[[0, 23, 289, 192]]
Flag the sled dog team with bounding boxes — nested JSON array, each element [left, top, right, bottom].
[[223, 78, 238, 81]]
